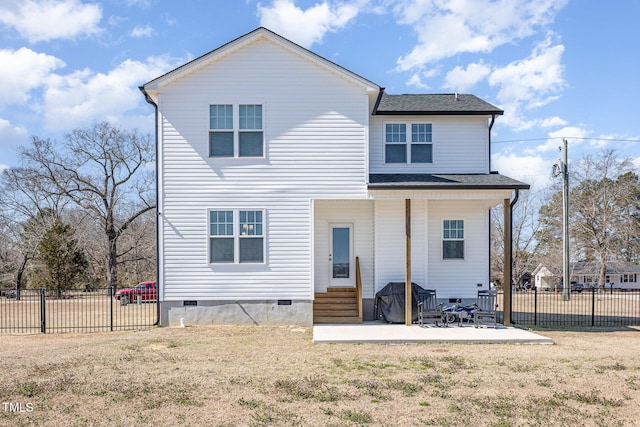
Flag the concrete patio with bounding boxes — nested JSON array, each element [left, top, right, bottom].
[[313, 322, 554, 344]]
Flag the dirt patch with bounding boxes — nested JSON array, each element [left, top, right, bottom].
[[1, 326, 639, 426]]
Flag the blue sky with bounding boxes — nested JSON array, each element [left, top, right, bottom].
[[1, 0, 639, 196]]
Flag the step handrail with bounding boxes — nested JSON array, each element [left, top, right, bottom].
[[355, 256, 362, 320]]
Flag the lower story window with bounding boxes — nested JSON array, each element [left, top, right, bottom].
[[443, 219, 464, 260], [209, 209, 264, 264]]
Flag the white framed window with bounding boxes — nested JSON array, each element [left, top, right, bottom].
[[209, 104, 263, 158], [209, 209, 265, 264], [622, 274, 637, 283], [443, 219, 464, 260], [384, 122, 432, 164]]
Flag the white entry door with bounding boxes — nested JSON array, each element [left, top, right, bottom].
[[329, 224, 354, 287]]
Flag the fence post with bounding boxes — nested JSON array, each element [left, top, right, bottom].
[[40, 288, 46, 333], [534, 288, 538, 325], [591, 287, 596, 326], [109, 286, 114, 332]]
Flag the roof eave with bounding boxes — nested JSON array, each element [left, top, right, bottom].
[[373, 110, 504, 116], [368, 183, 530, 190]]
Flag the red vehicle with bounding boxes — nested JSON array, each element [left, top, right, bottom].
[[114, 281, 157, 302]]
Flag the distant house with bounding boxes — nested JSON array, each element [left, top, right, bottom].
[[533, 261, 640, 290], [140, 27, 529, 327]]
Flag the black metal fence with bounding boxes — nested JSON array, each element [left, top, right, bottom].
[[501, 288, 640, 327], [0, 287, 158, 334]]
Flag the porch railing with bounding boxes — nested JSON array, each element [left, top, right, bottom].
[[355, 256, 362, 321]]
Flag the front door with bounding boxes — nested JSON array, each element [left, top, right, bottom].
[[329, 224, 353, 287]]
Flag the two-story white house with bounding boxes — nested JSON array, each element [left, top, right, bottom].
[[141, 27, 529, 327]]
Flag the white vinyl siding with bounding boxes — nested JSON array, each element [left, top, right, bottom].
[[374, 199, 426, 293], [372, 199, 489, 299], [157, 37, 371, 301], [427, 201, 489, 299], [370, 115, 489, 174]]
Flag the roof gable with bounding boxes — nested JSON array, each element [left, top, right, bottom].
[[142, 27, 380, 94]]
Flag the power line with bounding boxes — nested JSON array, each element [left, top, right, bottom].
[[493, 136, 640, 144]]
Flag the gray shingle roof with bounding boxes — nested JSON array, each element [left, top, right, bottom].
[[373, 92, 503, 116], [368, 173, 529, 190]]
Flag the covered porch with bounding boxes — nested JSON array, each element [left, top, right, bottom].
[[312, 173, 529, 326]]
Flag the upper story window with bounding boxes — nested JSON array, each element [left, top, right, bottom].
[[385, 123, 432, 164], [443, 219, 464, 260], [209, 104, 263, 158]]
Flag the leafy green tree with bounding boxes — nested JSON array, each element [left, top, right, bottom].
[[34, 219, 87, 292]]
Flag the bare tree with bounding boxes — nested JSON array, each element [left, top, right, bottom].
[[20, 122, 155, 288], [491, 190, 541, 288], [570, 150, 634, 289], [0, 166, 66, 290]]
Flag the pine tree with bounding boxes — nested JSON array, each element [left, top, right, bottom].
[[36, 220, 87, 292]]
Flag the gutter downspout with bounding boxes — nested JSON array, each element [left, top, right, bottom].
[[371, 88, 385, 115], [139, 86, 161, 327], [488, 113, 496, 171]]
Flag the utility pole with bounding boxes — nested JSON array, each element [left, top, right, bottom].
[[553, 139, 570, 301]]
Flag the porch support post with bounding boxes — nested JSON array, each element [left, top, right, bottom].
[[405, 199, 412, 326], [503, 198, 512, 326]]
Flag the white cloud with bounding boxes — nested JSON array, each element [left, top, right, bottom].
[[492, 150, 553, 190], [0, 0, 102, 43], [489, 37, 565, 108], [41, 55, 183, 131], [444, 62, 491, 92], [540, 116, 567, 128], [586, 133, 639, 150], [0, 47, 65, 107], [548, 126, 588, 141], [407, 73, 429, 90], [257, 0, 364, 48], [518, 126, 589, 154], [130, 24, 155, 38], [0, 117, 28, 150], [394, 0, 568, 71]]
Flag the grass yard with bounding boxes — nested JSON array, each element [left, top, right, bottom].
[[1, 326, 639, 426]]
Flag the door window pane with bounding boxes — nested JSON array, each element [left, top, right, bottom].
[[332, 227, 350, 278]]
